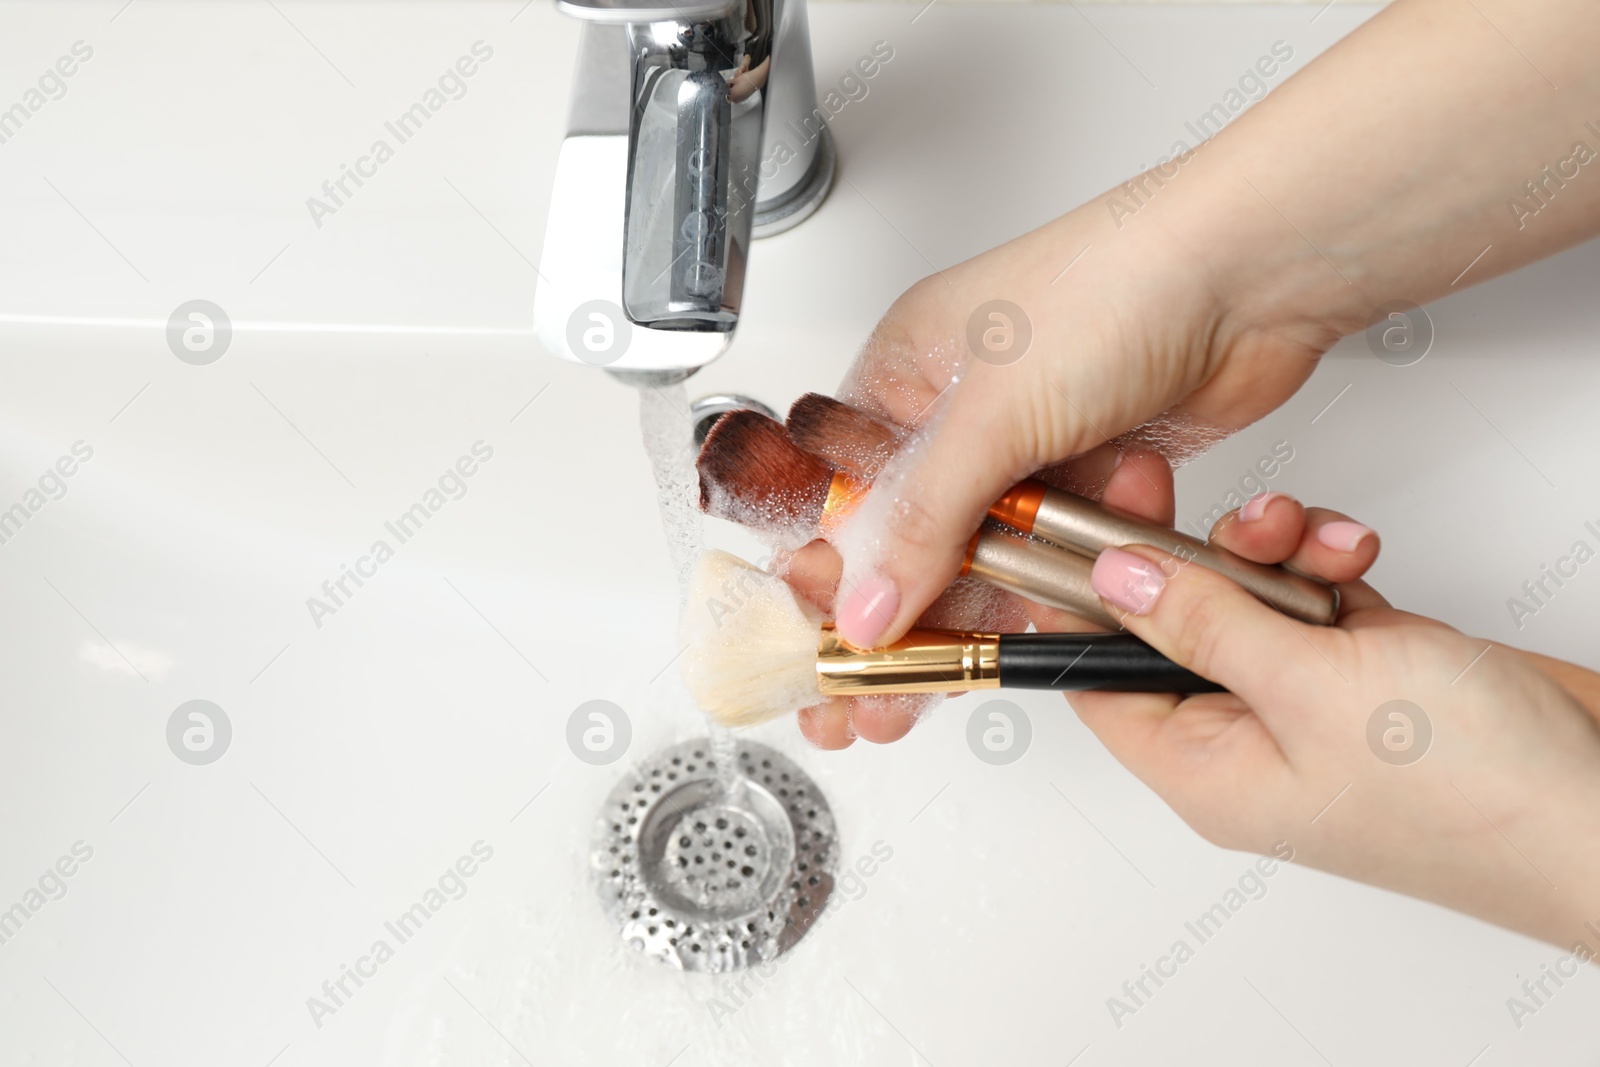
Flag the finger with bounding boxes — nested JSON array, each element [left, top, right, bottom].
[[850, 692, 940, 744], [1068, 691, 1184, 783], [1025, 447, 1174, 633], [1211, 497, 1380, 586], [833, 373, 1052, 648], [779, 543, 1030, 665], [1209, 491, 1306, 563], [1097, 447, 1176, 526], [780, 540, 841, 616], [1073, 690, 1265, 787], [797, 699, 855, 749], [787, 517, 1048, 641], [1295, 508, 1380, 583], [1088, 544, 1343, 720], [1071, 689, 1293, 846]]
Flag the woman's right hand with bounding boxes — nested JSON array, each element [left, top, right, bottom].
[[821, 179, 1352, 657], [782, 175, 1359, 747], [822, 0, 1600, 662]]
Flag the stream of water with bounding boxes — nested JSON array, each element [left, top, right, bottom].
[[636, 383, 740, 790]]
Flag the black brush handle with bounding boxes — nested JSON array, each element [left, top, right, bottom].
[[997, 633, 1224, 693]]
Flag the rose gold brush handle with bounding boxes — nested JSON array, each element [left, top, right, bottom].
[[990, 481, 1339, 626], [960, 529, 1120, 629]]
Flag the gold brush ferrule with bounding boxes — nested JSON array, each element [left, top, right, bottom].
[[815, 625, 1002, 695]]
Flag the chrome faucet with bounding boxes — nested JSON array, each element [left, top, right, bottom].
[[534, 0, 836, 384]]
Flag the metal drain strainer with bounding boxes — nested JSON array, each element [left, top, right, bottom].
[[592, 738, 837, 972]]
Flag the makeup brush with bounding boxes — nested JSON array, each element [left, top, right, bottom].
[[697, 411, 1119, 627], [697, 408, 839, 543], [786, 393, 1338, 626], [681, 550, 1221, 727], [786, 392, 904, 478]]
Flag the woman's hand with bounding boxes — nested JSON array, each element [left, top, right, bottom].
[[1075, 495, 1600, 950], [824, 0, 1600, 655], [786, 171, 1353, 745], [823, 195, 1337, 653]]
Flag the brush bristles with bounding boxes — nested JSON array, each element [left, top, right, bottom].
[[785, 393, 904, 479], [681, 550, 825, 727], [695, 410, 835, 537]]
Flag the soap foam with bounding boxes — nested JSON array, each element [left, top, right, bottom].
[[1115, 408, 1232, 469], [700, 480, 824, 554], [825, 374, 956, 611]]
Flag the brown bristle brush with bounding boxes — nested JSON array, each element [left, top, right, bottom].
[[696, 410, 841, 544], [696, 409, 1119, 627], [781, 393, 1338, 626], [785, 392, 904, 479], [681, 550, 1221, 727]]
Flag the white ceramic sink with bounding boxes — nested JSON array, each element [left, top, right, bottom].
[[1, 2, 1597, 1065]]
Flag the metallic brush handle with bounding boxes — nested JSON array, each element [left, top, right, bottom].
[[960, 529, 1119, 629], [991, 482, 1339, 626], [815, 626, 1223, 695], [816, 626, 1000, 694]]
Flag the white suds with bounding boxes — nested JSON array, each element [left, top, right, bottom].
[[1115, 409, 1232, 469]]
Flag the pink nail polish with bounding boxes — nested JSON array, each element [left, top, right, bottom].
[[836, 576, 899, 648], [1317, 520, 1374, 553], [1239, 491, 1280, 523], [1091, 547, 1166, 616]]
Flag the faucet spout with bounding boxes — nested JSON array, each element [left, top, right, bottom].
[[620, 9, 765, 331], [536, 0, 835, 376]]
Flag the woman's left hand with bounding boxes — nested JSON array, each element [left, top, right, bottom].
[[1076, 494, 1600, 950]]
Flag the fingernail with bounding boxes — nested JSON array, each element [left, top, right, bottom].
[[836, 575, 899, 648], [1091, 547, 1166, 616], [1239, 491, 1281, 523], [1317, 520, 1374, 553]]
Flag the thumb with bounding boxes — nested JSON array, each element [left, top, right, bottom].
[[1088, 544, 1345, 709], [832, 374, 1045, 648]]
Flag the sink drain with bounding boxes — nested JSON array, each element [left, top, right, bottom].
[[592, 738, 837, 972]]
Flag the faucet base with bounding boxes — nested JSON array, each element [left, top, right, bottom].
[[752, 126, 836, 239], [606, 367, 700, 388]]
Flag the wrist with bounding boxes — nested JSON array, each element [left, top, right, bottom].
[[1503, 766, 1600, 950], [1548, 870, 1600, 957], [1118, 149, 1367, 356], [1120, 0, 1600, 358], [1073, 164, 1346, 433], [1508, 646, 1600, 730]]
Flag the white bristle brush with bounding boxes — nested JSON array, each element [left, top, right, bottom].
[[680, 550, 1222, 727]]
